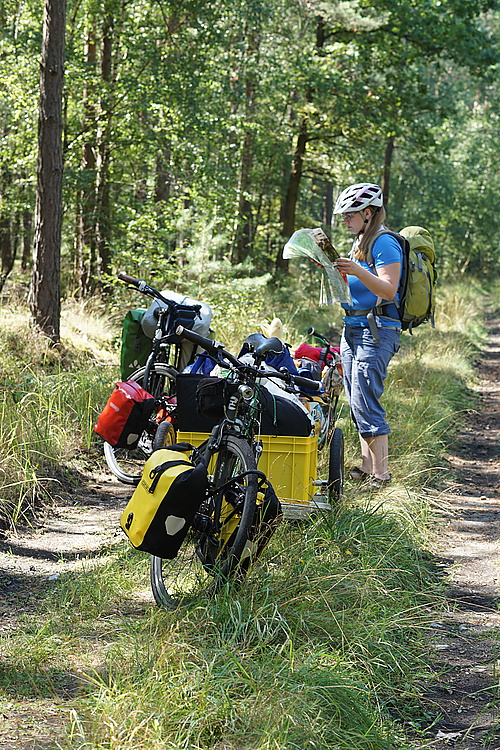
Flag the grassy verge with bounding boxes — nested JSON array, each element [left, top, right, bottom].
[[0, 276, 494, 749], [0, 301, 117, 528]]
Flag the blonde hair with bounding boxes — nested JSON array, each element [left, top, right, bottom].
[[353, 206, 386, 261]]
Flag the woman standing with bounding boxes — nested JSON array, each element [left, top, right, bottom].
[[333, 183, 402, 487]]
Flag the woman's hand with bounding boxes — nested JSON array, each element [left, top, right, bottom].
[[335, 258, 401, 301], [334, 257, 358, 276]]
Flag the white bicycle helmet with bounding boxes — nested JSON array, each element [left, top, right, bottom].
[[333, 183, 383, 213]]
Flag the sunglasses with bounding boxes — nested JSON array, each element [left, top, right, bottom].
[[341, 212, 358, 221]]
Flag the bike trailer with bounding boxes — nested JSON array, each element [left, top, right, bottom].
[[94, 381, 156, 449], [120, 444, 208, 558], [176, 429, 328, 519]]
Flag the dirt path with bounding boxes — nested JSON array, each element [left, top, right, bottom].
[[0, 473, 132, 749], [422, 310, 500, 749], [0, 315, 499, 749]]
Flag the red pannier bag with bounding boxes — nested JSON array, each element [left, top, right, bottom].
[[94, 381, 156, 449]]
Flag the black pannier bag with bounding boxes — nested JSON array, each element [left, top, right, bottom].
[[120, 444, 209, 559], [195, 377, 240, 419], [256, 386, 312, 437], [175, 373, 221, 433], [192, 376, 312, 438]]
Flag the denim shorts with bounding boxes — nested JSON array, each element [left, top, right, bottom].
[[340, 326, 401, 438]]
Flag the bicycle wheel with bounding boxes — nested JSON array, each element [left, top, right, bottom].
[[103, 362, 177, 485], [317, 402, 336, 451], [328, 427, 345, 503], [150, 435, 258, 607], [142, 355, 177, 399], [152, 420, 176, 451]]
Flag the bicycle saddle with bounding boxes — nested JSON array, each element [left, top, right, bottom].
[[242, 333, 283, 357]]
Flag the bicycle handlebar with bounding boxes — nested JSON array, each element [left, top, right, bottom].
[[278, 372, 321, 392], [175, 326, 241, 367], [176, 326, 321, 392], [118, 273, 200, 313], [118, 272, 172, 303], [118, 272, 139, 286], [307, 326, 330, 347]]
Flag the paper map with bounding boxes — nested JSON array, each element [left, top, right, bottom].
[[283, 228, 352, 306]]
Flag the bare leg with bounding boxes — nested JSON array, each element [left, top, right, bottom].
[[359, 435, 373, 474], [361, 434, 390, 480]]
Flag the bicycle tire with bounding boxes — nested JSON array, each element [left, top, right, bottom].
[[317, 403, 335, 451], [103, 362, 177, 485], [142, 354, 176, 398], [152, 420, 176, 452], [150, 435, 258, 607], [328, 427, 345, 503]]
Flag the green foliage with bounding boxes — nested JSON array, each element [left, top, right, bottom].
[[3, 0, 500, 292]]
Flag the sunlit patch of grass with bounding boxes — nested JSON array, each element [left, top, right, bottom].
[[434, 278, 488, 340], [60, 298, 120, 364], [46, 502, 435, 749]]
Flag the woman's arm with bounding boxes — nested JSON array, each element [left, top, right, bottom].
[[334, 258, 400, 301]]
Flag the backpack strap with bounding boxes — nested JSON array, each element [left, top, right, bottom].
[[351, 229, 408, 342]]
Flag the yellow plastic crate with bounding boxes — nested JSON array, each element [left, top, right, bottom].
[[176, 430, 318, 506]]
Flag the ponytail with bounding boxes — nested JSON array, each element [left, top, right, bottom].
[[353, 206, 386, 261]]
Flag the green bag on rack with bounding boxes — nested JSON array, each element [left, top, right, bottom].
[[120, 309, 151, 380]]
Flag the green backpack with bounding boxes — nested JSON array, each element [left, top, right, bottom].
[[367, 225, 437, 334], [120, 309, 151, 380]]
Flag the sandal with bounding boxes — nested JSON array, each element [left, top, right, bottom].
[[367, 474, 392, 489], [349, 466, 371, 481]]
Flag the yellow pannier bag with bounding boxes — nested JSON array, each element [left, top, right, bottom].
[[120, 444, 208, 559]]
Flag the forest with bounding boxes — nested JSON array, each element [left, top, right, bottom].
[[1, 0, 500, 327], [2, 2, 500, 746]]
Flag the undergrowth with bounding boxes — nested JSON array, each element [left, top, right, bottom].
[[0, 275, 495, 749]]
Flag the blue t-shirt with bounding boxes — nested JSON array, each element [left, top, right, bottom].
[[341, 232, 402, 329]]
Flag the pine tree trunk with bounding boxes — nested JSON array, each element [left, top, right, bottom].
[[95, 13, 114, 288], [0, 212, 13, 293], [231, 23, 260, 265], [323, 183, 333, 228], [276, 17, 324, 274], [21, 207, 32, 271], [75, 26, 97, 297], [0, 170, 15, 292], [155, 143, 172, 204], [30, 0, 65, 343]]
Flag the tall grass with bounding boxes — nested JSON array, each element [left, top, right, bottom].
[[0, 276, 495, 750], [2, 503, 435, 749], [0, 302, 117, 527]]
